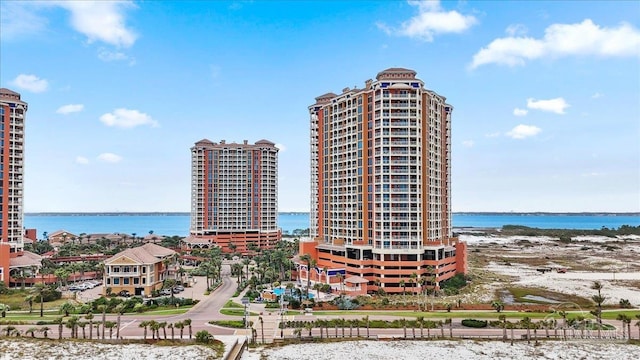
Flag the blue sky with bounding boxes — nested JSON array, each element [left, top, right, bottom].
[[1, 0, 639, 213]]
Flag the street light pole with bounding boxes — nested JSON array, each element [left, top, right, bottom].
[[280, 298, 288, 339]]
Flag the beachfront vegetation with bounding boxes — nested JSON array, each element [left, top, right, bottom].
[[495, 225, 640, 238]]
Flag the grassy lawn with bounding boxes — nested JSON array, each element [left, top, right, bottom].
[[138, 306, 193, 316], [600, 310, 640, 320], [224, 300, 243, 308], [219, 308, 258, 316], [505, 286, 592, 307], [307, 309, 640, 320], [209, 320, 252, 328], [0, 292, 75, 312]]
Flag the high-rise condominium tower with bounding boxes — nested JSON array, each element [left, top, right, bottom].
[[299, 68, 467, 294], [0, 88, 41, 286], [187, 139, 280, 253]]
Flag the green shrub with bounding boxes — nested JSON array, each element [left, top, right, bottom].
[[209, 320, 252, 328], [461, 319, 487, 328], [195, 330, 214, 344]]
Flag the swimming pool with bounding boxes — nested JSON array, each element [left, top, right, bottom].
[[272, 287, 314, 298]]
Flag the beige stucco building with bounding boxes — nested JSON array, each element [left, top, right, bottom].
[[103, 243, 175, 296]]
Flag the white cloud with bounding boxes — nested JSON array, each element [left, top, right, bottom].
[[98, 48, 127, 61], [505, 24, 528, 37], [591, 92, 604, 99], [97, 153, 122, 163], [527, 97, 570, 114], [275, 143, 287, 152], [56, 104, 84, 114], [581, 172, 604, 177], [0, 2, 48, 40], [485, 132, 501, 138], [513, 108, 528, 116], [75, 156, 89, 164], [11, 74, 49, 93], [471, 19, 640, 69], [99, 108, 158, 128], [506, 124, 542, 139], [462, 140, 474, 147], [377, 0, 477, 42], [55, 1, 137, 48]]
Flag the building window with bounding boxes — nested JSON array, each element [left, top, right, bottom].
[[123, 266, 130, 273], [123, 278, 130, 285], [113, 278, 120, 285], [134, 278, 139, 285], [106, 278, 111, 285], [142, 266, 146, 274], [142, 278, 146, 284]]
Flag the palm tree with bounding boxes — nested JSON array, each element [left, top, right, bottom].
[[336, 273, 344, 294], [304, 321, 313, 338], [242, 258, 251, 281], [59, 301, 74, 317], [618, 314, 632, 339], [498, 315, 507, 341], [576, 315, 585, 339], [66, 316, 80, 338], [104, 321, 116, 339], [412, 316, 422, 339], [24, 295, 34, 314], [491, 300, 504, 313], [364, 316, 371, 338], [183, 318, 192, 339], [315, 319, 324, 339], [299, 253, 316, 299], [445, 318, 453, 337], [53, 317, 64, 339], [590, 280, 606, 332], [26, 327, 37, 338], [559, 311, 568, 340], [139, 321, 149, 340], [521, 317, 532, 344], [4, 325, 16, 337], [259, 316, 265, 344], [401, 318, 407, 338], [151, 321, 161, 340], [101, 305, 107, 340], [175, 321, 185, 339], [115, 304, 125, 339], [159, 321, 168, 340], [85, 312, 94, 339], [77, 321, 87, 339], [39, 326, 50, 339], [32, 284, 46, 317]]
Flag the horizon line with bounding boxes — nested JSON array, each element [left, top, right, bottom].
[[24, 211, 640, 215]]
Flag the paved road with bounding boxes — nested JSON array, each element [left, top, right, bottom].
[[117, 263, 240, 338], [5, 266, 632, 344]]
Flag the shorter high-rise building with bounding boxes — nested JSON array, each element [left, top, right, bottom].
[[186, 139, 280, 253]]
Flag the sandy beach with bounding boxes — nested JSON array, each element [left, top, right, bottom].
[[0, 339, 219, 360], [458, 234, 640, 306], [243, 340, 640, 360]]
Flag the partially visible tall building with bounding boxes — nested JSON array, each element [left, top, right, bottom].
[[0, 88, 41, 287], [299, 68, 467, 295], [186, 139, 280, 253]]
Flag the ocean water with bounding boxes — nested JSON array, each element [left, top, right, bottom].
[[23, 213, 639, 239]]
